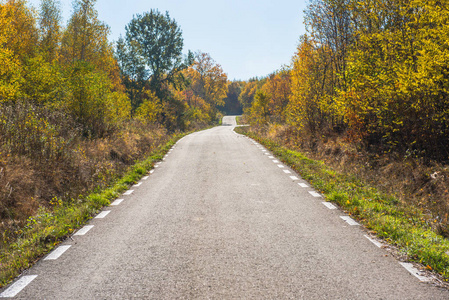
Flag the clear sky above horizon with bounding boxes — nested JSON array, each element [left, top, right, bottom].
[[27, 0, 308, 81]]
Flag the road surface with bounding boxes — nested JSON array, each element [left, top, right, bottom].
[[2, 116, 448, 299]]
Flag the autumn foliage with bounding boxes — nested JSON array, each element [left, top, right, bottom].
[[244, 0, 449, 161], [0, 1, 229, 240], [239, 0, 449, 236]]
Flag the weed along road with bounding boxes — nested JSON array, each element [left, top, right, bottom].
[[2, 116, 449, 299]]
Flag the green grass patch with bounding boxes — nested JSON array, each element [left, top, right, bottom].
[[0, 132, 187, 288], [235, 116, 241, 125], [237, 128, 449, 279]]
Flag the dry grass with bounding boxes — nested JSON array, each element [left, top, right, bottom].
[[237, 125, 449, 280], [0, 102, 173, 247], [251, 123, 449, 237]]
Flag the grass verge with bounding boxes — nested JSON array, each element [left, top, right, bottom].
[[0, 132, 187, 288], [236, 128, 449, 279], [235, 116, 241, 125]]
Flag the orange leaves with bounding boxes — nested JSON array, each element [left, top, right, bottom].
[[261, 71, 291, 123], [182, 51, 228, 124], [187, 52, 228, 107]]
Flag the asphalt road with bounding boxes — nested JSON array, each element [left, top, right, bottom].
[[2, 116, 448, 299]]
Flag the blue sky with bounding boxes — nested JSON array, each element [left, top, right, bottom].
[[27, 0, 308, 80]]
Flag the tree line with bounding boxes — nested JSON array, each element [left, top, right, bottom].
[[0, 0, 229, 137], [241, 0, 449, 161], [0, 0, 231, 226]]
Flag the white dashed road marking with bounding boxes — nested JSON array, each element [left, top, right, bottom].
[[399, 262, 431, 282], [322, 202, 337, 210], [0, 275, 38, 298], [340, 216, 360, 226], [74, 225, 94, 236], [95, 210, 111, 219], [268, 156, 274, 159], [110, 199, 124, 206], [309, 191, 322, 197], [364, 235, 382, 248], [283, 170, 291, 174], [44, 245, 71, 260], [142, 176, 149, 180], [272, 160, 279, 163], [150, 170, 155, 174], [123, 190, 134, 195], [133, 183, 142, 187], [290, 176, 299, 180], [277, 165, 284, 168], [298, 183, 309, 188]]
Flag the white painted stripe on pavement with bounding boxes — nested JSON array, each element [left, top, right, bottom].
[[95, 210, 111, 219], [340, 216, 360, 226], [268, 156, 274, 159], [44, 245, 71, 260], [364, 235, 382, 248], [155, 165, 159, 168], [123, 190, 134, 195], [133, 182, 142, 187], [309, 191, 322, 197], [262, 150, 267, 152], [74, 225, 94, 236], [290, 176, 299, 180], [150, 170, 155, 174], [283, 170, 291, 174], [0, 275, 38, 298], [110, 199, 124, 206], [298, 183, 309, 188], [277, 164, 284, 168], [272, 160, 279, 163], [142, 176, 149, 180], [264, 153, 270, 155], [399, 262, 431, 282], [322, 202, 337, 210]]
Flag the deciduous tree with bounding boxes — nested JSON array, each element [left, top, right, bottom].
[[38, 0, 62, 62], [183, 52, 228, 122], [116, 9, 191, 102]]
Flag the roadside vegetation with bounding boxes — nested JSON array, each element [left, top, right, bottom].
[[2, 0, 449, 287], [234, 0, 449, 280], [0, 133, 185, 287], [237, 127, 449, 279], [0, 0, 234, 287]]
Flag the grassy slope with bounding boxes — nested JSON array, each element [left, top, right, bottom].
[[236, 128, 449, 280], [0, 132, 186, 287]]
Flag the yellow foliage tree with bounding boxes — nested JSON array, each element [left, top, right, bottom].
[[38, 0, 62, 62], [184, 51, 228, 123], [60, 0, 117, 79], [260, 70, 291, 123], [1, 0, 38, 62], [22, 54, 62, 104], [134, 90, 162, 125], [248, 90, 270, 127], [288, 35, 334, 134], [0, 2, 23, 101]]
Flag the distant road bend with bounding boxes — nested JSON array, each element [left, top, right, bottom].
[[1, 116, 448, 299]]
